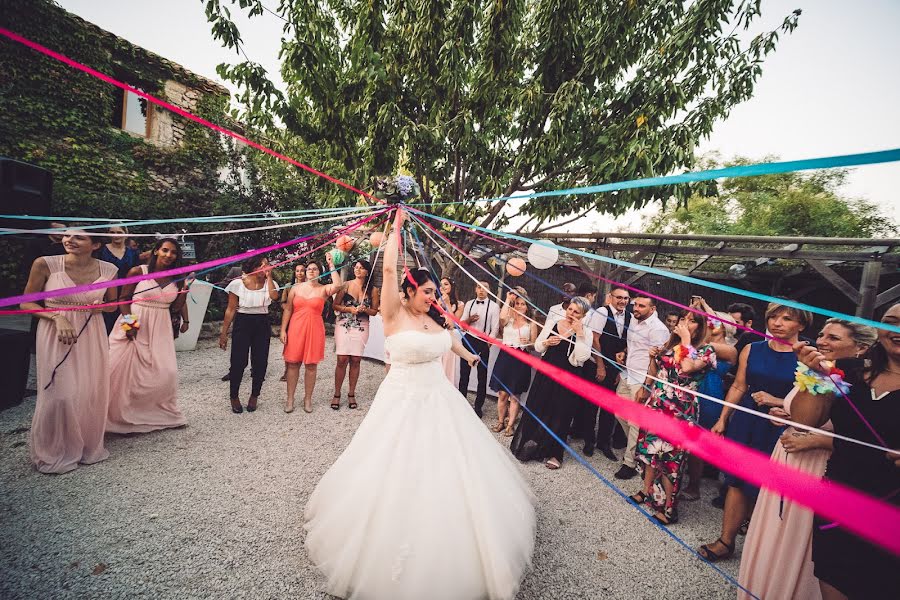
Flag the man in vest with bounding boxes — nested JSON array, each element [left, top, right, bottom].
[[459, 281, 501, 417], [577, 284, 632, 460]]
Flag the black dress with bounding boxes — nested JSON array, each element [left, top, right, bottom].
[[509, 323, 584, 463], [811, 358, 900, 597]]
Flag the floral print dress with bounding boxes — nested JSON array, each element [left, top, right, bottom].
[[635, 344, 715, 511]]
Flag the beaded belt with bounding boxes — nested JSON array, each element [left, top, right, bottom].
[[133, 300, 172, 309], [45, 299, 93, 312]]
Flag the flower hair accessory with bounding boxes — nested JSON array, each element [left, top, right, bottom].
[[121, 313, 140, 341], [373, 174, 421, 204], [795, 361, 851, 396]]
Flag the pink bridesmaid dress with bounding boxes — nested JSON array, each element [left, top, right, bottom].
[[31, 255, 118, 474], [107, 265, 185, 433], [738, 388, 832, 600]]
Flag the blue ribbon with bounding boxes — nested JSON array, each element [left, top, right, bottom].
[[410, 208, 900, 334]]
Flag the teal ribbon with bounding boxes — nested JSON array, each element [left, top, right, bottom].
[[410, 208, 900, 334]]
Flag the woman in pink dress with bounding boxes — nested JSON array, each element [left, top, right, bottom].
[[106, 238, 189, 433], [281, 254, 342, 413], [737, 319, 877, 600], [439, 277, 464, 382], [20, 228, 119, 474], [332, 259, 379, 408]]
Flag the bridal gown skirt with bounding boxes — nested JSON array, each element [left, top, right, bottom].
[[304, 330, 536, 600]]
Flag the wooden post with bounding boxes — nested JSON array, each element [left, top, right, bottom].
[[856, 261, 882, 318]]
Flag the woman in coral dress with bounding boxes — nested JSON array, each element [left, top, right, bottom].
[[106, 238, 189, 434], [20, 228, 119, 474], [281, 253, 342, 413], [737, 319, 876, 600]]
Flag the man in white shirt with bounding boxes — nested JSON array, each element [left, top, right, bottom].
[[577, 284, 632, 461], [613, 289, 671, 480], [459, 281, 501, 417], [546, 282, 577, 326]]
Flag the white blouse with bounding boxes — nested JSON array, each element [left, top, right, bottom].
[[534, 319, 591, 367], [225, 278, 272, 314]]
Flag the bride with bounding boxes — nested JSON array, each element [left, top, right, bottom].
[[304, 209, 536, 600]]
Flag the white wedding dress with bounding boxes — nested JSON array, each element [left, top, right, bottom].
[[304, 329, 536, 600]]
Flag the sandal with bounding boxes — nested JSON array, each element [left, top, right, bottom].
[[331, 395, 341, 410], [629, 491, 650, 504], [738, 518, 751, 536], [491, 422, 505, 433], [545, 458, 561, 470], [503, 426, 515, 437], [681, 489, 701, 502], [698, 538, 735, 563], [348, 394, 357, 409], [653, 506, 679, 525]]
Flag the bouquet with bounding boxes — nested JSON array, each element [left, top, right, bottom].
[[121, 313, 140, 341], [372, 174, 421, 204]]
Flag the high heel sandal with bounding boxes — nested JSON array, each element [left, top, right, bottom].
[[698, 537, 735, 562], [230, 398, 243, 414], [503, 426, 515, 437], [491, 422, 505, 433], [331, 394, 341, 410], [347, 394, 357, 409]]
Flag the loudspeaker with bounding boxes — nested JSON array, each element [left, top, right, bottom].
[[0, 328, 31, 410], [0, 157, 53, 231]]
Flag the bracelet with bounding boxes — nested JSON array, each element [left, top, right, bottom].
[[795, 362, 851, 395]]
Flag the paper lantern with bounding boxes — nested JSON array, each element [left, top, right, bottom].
[[506, 257, 526, 277], [369, 231, 384, 247], [527, 243, 558, 269], [330, 248, 346, 265], [336, 235, 355, 252]]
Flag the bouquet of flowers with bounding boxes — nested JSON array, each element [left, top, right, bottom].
[[121, 313, 140, 341], [372, 174, 421, 204]]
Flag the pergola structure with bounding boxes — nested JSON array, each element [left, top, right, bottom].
[[514, 232, 900, 318]]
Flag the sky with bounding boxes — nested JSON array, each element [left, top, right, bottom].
[[52, 0, 900, 232]]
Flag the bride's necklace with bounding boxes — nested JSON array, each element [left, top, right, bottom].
[[405, 307, 430, 330]]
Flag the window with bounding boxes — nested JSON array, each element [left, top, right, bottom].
[[112, 88, 151, 136]]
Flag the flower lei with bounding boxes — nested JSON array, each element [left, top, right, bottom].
[[794, 361, 851, 395], [660, 344, 698, 369], [121, 313, 140, 341]]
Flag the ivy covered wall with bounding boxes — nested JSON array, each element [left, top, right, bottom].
[[0, 0, 323, 304]]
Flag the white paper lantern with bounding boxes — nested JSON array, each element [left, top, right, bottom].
[[527, 243, 559, 269]]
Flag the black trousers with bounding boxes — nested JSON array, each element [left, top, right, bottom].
[[573, 360, 619, 449], [229, 313, 270, 399], [458, 337, 490, 409]]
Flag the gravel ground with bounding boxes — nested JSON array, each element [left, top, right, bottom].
[[1, 337, 741, 599]]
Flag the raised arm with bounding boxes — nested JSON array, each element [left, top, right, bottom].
[[379, 209, 402, 322], [322, 252, 343, 297]]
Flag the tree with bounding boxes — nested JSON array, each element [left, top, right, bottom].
[[645, 155, 898, 238], [202, 0, 801, 240]]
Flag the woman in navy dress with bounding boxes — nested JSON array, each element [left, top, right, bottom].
[[99, 225, 141, 334], [698, 303, 811, 562]]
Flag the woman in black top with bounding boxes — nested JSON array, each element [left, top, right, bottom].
[[791, 302, 900, 599]]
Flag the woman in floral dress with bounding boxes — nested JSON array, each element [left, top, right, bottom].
[[631, 311, 715, 524], [332, 259, 379, 408]]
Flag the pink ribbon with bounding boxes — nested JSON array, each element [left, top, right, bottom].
[[393, 211, 900, 556], [0, 27, 379, 205], [0, 210, 387, 308]]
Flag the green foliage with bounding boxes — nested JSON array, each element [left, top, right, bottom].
[[645, 155, 897, 238], [203, 0, 801, 234], [0, 0, 326, 299]]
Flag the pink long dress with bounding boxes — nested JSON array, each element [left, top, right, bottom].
[[738, 388, 832, 600], [30, 255, 118, 474], [107, 266, 185, 433]]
